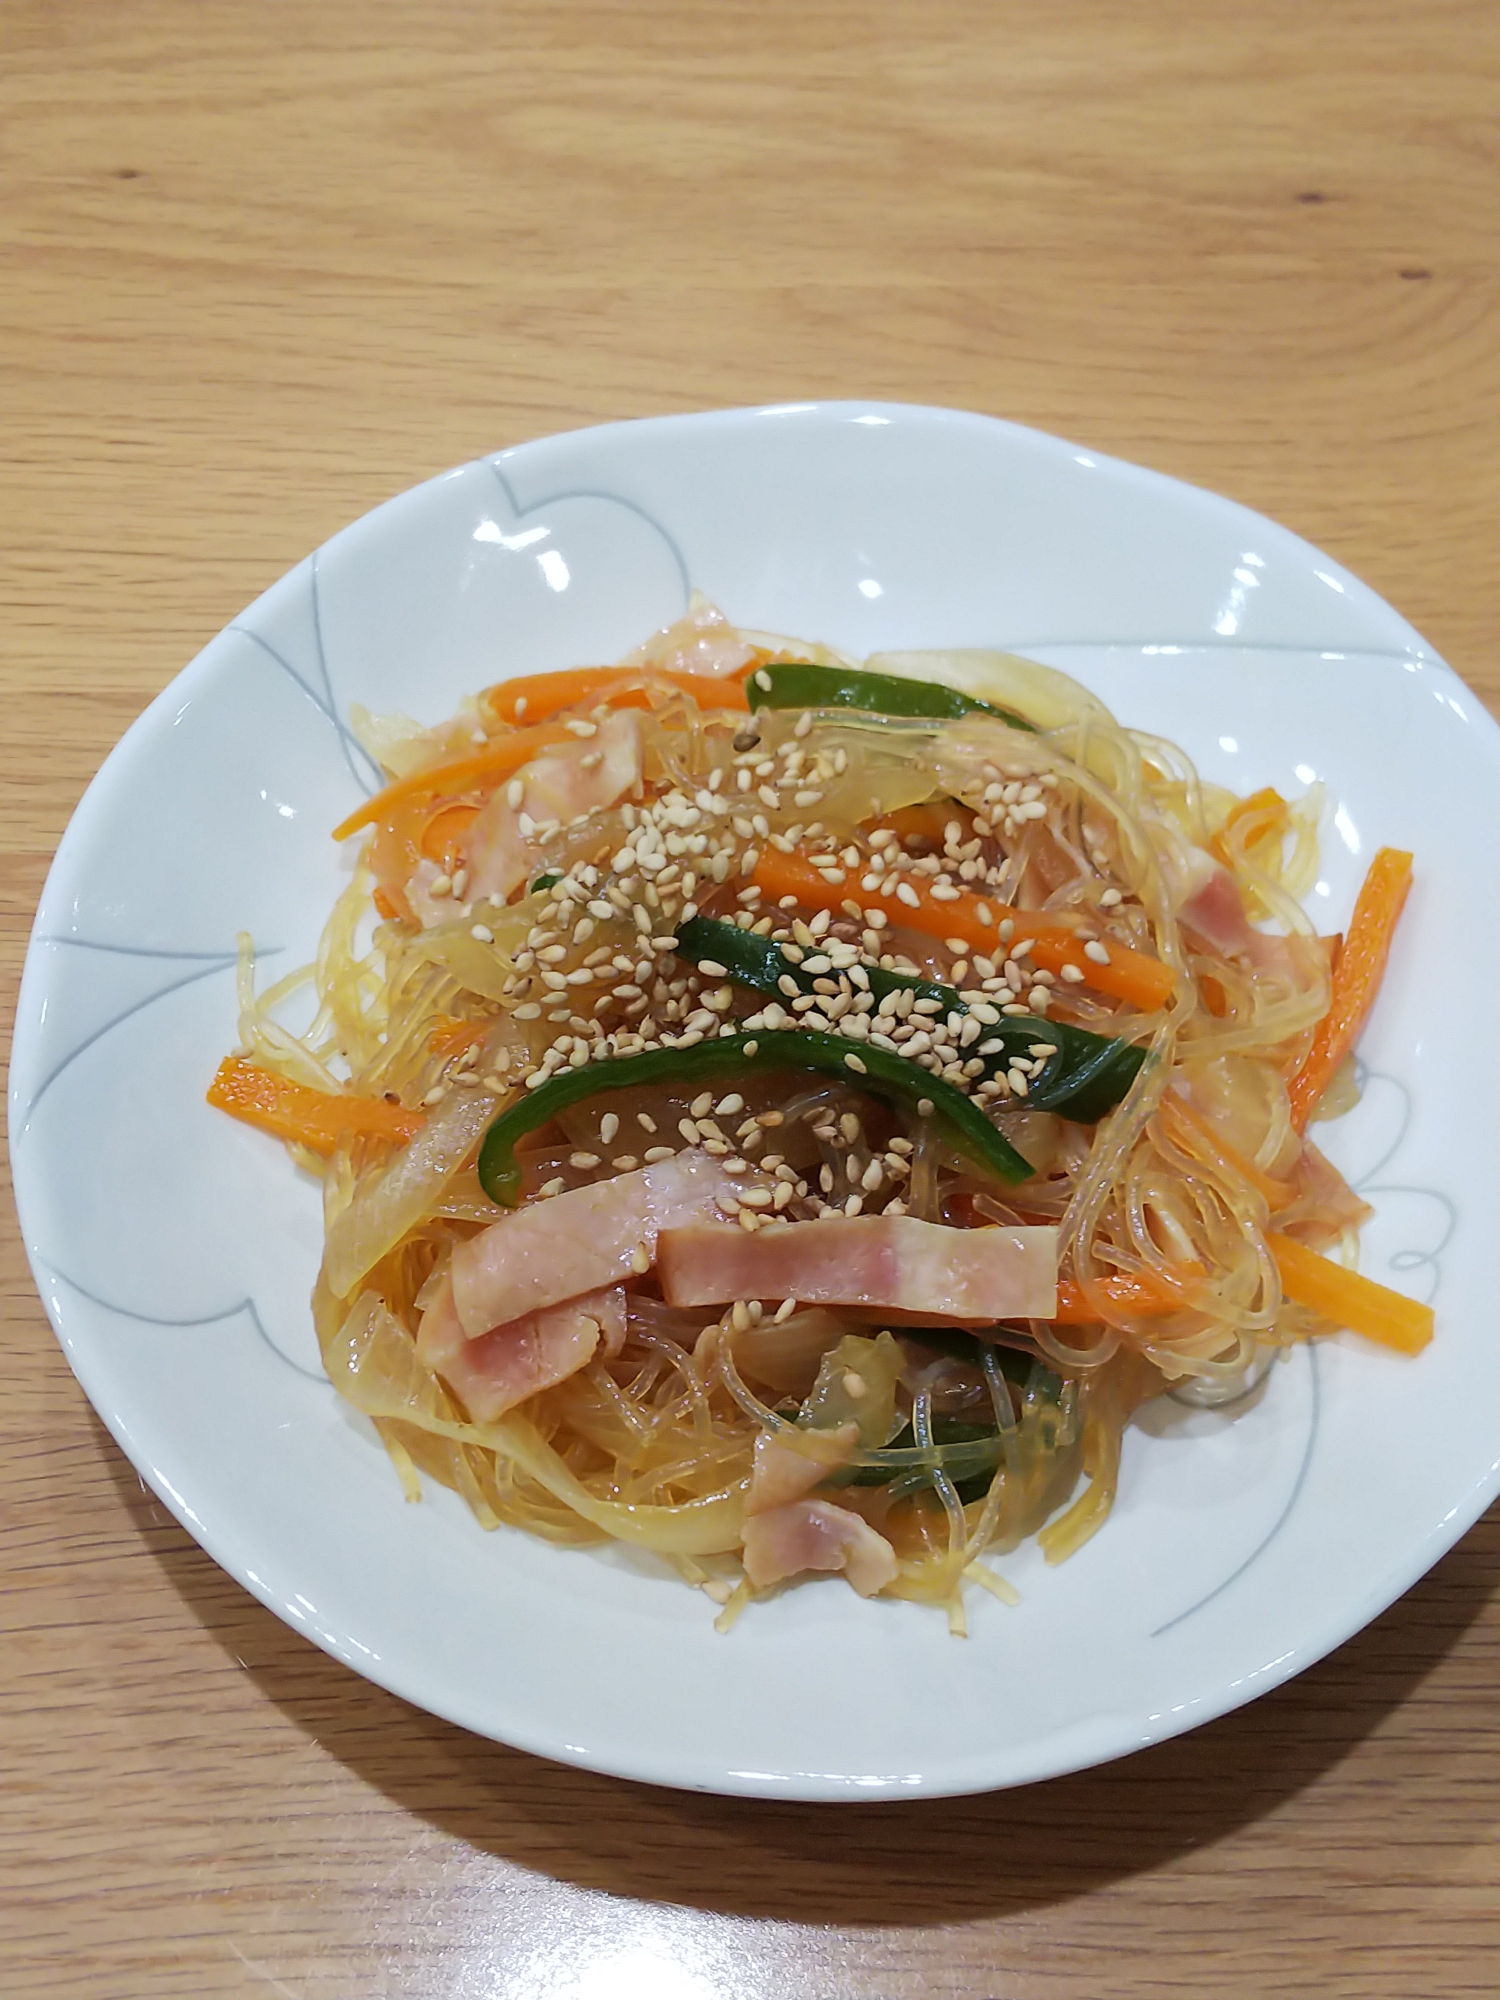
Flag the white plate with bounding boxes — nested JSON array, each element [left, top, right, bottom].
[[12, 403, 1500, 1801]]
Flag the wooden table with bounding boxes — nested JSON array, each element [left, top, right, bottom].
[[5, 5, 1498, 1993]]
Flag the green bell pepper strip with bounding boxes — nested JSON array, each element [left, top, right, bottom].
[[476, 1028, 1034, 1206], [674, 914, 1146, 1124], [837, 1339, 1066, 1500], [751, 661, 1036, 732]]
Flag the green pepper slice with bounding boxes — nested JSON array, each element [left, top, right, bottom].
[[751, 661, 1036, 732], [675, 914, 1145, 1124], [839, 1339, 1066, 1500], [476, 1028, 1034, 1206]]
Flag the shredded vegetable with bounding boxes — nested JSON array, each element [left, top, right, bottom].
[[211, 600, 1427, 1627]]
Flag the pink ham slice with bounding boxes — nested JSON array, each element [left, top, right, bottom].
[[1175, 847, 1334, 983], [464, 710, 642, 905], [741, 1499, 899, 1597], [658, 1215, 1058, 1323], [450, 1148, 743, 1338], [1178, 850, 1259, 957], [746, 1423, 859, 1515], [416, 1272, 626, 1422]]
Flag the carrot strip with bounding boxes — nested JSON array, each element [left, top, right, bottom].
[[1052, 1266, 1205, 1324], [207, 1057, 424, 1157], [427, 1017, 490, 1058], [1269, 1231, 1432, 1355], [484, 666, 749, 725], [752, 849, 1177, 1013], [1207, 786, 1286, 869], [1158, 1091, 1295, 1210], [1287, 848, 1413, 1131], [419, 800, 481, 867], [331, 721, 575, 841]]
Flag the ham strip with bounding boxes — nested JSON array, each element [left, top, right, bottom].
[[464, 710, 642, 905], [416, 1272, 626, 1421], [658, 1215, 1058, 1323], [741, 1499, 899, 1596], [450, 1148, 742, 1337]]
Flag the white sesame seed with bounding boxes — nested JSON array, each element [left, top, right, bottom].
[[753, 669, 772, 691], [539, 1177, 566, 1197], [469, 923, 494, 943], [917, 1097, 934, 1117], [1100, 887, 1123, 907], [1060, 962, 1087, 984], [643, 1146, 676, 1163], [1084, 939, 1112, 964], [843, 1053, 868, 1074]]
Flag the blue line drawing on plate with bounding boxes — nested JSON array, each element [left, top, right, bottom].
[[1150, 1346, 1321, 1639], [1346, 1066, 1455, 1304], [485, 460, 692, 605], [231, 551, 380, 797], [21, 940, 270, 1123], [41, 1260, 329, 1385], [1148, 1062, 1447, 1638]]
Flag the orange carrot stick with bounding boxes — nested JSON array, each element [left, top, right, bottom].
[[752, 849, 1177, 1013], [207, 1057, 424, 1156], [1287, 848, 1413, 1131], [1158, 1090, 1295, 1210], [427, 1017, 490, 1058], [1052, 1266, 1205, 1323], [1207, 786, 1286, 869], [331, 721, 575, 842], [484, 666, 749, 724], [1269, 1231, 1432, 1355]]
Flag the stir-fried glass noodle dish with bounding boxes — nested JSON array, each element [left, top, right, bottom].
[[210, 602, 1429, 1630]]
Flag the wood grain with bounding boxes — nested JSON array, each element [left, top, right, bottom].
[[3, 3, 1498, 1994]]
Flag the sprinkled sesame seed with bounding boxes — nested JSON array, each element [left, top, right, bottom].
[[469, 923, 494, 943], [1084, 939, 1112, 964], [1100, 887, 1123, 907], [917, 1097, 934, 1117], [753, 669, 772, 691], [539, 1176, 566, 1197], [643, 1146, 676, 1163], [843, 1053, 868, 1074]]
